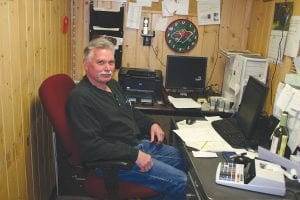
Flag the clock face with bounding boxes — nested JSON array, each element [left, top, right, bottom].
[[165, 19, 198, 53]]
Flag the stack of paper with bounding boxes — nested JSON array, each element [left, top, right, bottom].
[[173, 120, 234, 153], [168, 96, 201, 109]]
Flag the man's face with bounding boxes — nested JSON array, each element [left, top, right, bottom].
[[84, 48, 115, 86]]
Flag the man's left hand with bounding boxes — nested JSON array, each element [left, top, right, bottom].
[[150, 123, 165, 144]]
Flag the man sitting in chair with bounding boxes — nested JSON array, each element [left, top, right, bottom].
[[66, 37, 187, 199]]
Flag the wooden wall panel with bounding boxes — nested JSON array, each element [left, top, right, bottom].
[[72, 0, 300, 115], [73, 0, 254, 92], [20, 0, 35, 198], [0, 0, 297, 199], [0, 22, 10, 200], [72, 0, 90, 80], [248, 0, 274, 57], [0, 0, 71, 199]]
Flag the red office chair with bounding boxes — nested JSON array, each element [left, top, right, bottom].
[[39, 74, 158, 199]]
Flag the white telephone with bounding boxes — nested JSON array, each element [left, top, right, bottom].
[[215, 159, 286, 196]]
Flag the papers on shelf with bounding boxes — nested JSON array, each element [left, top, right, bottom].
[[168, 96, 201, 109], [93, 26, 120, 32], [173, 120, 234, 153]]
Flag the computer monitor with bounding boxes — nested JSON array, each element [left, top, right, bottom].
[[165, 55, 207, 96], [237, 76, 268, 139]]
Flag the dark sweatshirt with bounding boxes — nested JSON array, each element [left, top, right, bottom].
[[66, 76, 155, 162]]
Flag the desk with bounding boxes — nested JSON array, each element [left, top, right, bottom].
[[171, 117, 300, 200], [131, 87, 233, 117], [134, 102, 232, 118]]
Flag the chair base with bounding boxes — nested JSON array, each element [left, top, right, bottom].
[[85, 175, 158, 199]]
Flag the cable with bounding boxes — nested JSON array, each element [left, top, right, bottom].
[[206, 50, 220, 88], [269, 5, 286, 107], [151, 45, 166, 67], [205, 26, 221, 91], [205, 28, 221, 95]]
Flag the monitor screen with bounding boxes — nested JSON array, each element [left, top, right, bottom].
[[165, 55, 207, 93], [237, 76, 268, 139]]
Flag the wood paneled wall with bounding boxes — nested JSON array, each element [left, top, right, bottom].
[[0, 0, 71, 199], [73, 0, 254, 94], [73, 0, 299, 115], [0, 0, 298, 200]]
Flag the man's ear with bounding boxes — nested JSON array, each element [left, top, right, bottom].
[[83, 60, 88, 71]]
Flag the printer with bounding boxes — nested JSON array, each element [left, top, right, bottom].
[[118, 67, 163, 104]]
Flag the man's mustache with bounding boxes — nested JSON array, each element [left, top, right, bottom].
[[98, 70, 112, 75]]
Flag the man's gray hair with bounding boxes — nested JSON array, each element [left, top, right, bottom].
[[83, 37, 115, 61]]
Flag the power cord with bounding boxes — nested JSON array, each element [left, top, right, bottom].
[[270, 5, 286, 107], [205, 84, 221, 96], [151, 45, 165, 67], [206, 0, 223, 87]]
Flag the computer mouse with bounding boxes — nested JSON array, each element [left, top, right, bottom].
[[186, 118, 196, 125]]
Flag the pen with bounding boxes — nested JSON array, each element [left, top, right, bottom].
[[200, 141, 208, 151]]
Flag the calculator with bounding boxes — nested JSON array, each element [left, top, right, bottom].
[[216, 162, 244, 185], [215, 160, 286, 196]]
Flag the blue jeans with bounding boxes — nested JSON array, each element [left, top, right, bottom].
[[96, 139, 187, 200]]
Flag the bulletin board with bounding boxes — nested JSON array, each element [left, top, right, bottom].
[[129, 0, 198, 16]]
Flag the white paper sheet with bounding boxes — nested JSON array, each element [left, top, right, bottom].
[[205, 116, 222, 121], [192, 151, 218, 158], [155, 17, 169, 31], [197, 0, 220, 25], [294, 56, 300, 74], [93, 26, 120, 32], [168, 96, 201, 108], [273, 83, 300, 152], [174, 120, 234, 152], [275, 84, 295, 113], [162, 0, 176, 17], [267, 30, 288, 64], [175, 0, 189, 15], [284, 16, 300, 57], [126, 3, 142, 29], [136, 0, 152, 7]]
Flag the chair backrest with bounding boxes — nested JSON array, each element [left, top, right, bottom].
[[39, 74, 80, 165]]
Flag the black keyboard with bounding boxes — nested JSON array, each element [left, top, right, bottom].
[[211, 118, 248, 148]]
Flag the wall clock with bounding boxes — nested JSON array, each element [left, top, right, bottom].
[[165, 19, 198, 53]]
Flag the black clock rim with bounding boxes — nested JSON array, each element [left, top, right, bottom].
[[165, 19, 198, 53]]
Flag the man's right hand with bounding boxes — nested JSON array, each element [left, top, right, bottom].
[[135, 150, 153, 172]]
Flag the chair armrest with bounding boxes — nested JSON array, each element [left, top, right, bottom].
[[83, 159, 135, 199], [83, 159, 134, 170]]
